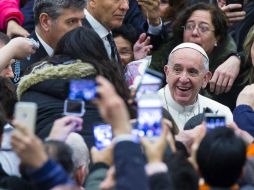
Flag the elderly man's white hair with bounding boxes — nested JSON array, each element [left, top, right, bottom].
[[168, 42, 209, 71], [65, 132, 90, 170]]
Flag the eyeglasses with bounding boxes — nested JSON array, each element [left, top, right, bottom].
[[183, 23, 215, 34]]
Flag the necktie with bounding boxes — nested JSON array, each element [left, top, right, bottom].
[[106, 33, 121, 64]]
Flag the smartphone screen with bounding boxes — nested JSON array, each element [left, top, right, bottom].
[[63, 99, 85, 117], [133, 94, 162, 139], [205, 114, 226, 131], [14, 102, 37, 133], [68, 79, 97, 101], [93, 124, 112, 150], [136, 68, 164, 99]]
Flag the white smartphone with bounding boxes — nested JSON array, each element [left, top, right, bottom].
[[14, 102, 37, 133]]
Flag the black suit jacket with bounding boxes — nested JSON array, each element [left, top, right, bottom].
[[21, 0, 35, 33], [12, 31, 48, 83], [82, 18, 92, 29], [123, 0, 167, 50], [123, 0, 147, 36]]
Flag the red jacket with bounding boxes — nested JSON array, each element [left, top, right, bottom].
[[0, 0, 25, 30]]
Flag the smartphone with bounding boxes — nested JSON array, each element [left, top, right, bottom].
[[68, 79, 97, 101], [14, 102, 37, 132], [93, 124, 112, 150], [136, 68, 164, 99], [226, 0, 244, 11], [204, 113, 226, 131], [133, 94, 162, 139], [28, 38, 40, 49], [63, 99, 85, 117]]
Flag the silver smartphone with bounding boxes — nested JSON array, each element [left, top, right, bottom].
[[14, 102, 37, 132], [63, 99, 85, 117]]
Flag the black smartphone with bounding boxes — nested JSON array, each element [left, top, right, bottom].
[[204, 113, 226, 132], [68, 79, 97, 101], [93, 124, 112, 150], [136, 68, 164, 99], [226, 0, 244, 11], [132, 94, 162, 140]]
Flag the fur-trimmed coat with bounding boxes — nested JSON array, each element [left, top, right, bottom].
[[17, 59, 102, 148]]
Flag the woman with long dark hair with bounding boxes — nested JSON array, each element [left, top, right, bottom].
[[17, 27, 130, 148]]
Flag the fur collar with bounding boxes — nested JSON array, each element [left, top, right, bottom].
[[17, 59, 97, 100]]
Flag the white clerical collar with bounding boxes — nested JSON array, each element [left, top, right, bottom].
[[84, 9, 110, 39], [35, 32, 54, 56], [164, 85, 199, 113]]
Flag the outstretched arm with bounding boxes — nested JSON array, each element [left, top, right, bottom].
[[0, 37, 37, 72]]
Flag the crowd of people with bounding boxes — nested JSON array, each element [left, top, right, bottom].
[[0, 0, 254, 189]]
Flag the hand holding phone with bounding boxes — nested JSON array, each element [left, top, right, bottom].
[[48, 116, 83, 141], [28, 38, 40, 49]]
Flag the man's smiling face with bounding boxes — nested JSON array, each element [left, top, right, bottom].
[[164, 48, 211, 106]]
